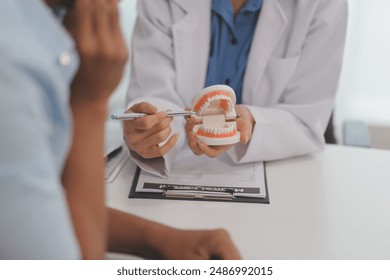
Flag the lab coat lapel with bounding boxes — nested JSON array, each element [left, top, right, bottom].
[[243, 0, 287, 104], [171, 0, 212, 105]]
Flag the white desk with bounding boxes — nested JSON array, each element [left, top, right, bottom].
[[106, 145, 390, 259]]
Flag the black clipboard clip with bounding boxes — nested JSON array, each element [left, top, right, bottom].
[[163, 186, 235, 201]]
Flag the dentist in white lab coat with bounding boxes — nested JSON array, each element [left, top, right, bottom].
[[124, 0, 348, 176]]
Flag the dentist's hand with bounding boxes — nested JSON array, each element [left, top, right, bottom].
[[124, 102, 179, 159], [185, 105, 255, 158]]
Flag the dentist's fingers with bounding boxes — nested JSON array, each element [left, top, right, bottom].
[[198, 142, 232, 158], [124, 115, 171, 152], [187, 133, 204, 156], [138, 117, 173, 139], [131, 112, 169, 131], [123, 101, 181, 159], [185, 117, 197, 136], [140, 126, 173, 148], [235, 105, 255, 145], [130, 102, 158, 115], [137, 134, 180, 159]]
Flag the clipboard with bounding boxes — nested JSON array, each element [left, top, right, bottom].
[[129, 163, 270, 204]]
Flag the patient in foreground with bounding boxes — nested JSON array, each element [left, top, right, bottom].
[[0, 0, 240, 260]]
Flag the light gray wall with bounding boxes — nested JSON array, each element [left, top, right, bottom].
[[336, 0, 390, 142]]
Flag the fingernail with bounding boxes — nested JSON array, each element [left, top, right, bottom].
[[244, 134, 250, 144], [198, 142, 207, 149]]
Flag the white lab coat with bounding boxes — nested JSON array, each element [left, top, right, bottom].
[[127, 0, 348, 176]]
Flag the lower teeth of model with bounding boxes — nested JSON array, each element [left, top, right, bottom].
[[200, 124, 235, 136]]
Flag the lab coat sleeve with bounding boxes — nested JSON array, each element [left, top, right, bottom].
[[228, 0, 348, 163], [125, 0, 186, 177]]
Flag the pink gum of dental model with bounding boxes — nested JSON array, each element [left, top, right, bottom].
[[191, 85, 240, 146]]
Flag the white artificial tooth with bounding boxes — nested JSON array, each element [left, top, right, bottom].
[[201, 104, 207, 113]]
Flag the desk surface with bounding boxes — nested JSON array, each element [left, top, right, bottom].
[[106, 145, 390, 259]]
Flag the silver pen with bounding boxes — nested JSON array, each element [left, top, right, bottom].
[[111, 111, 195, 121]]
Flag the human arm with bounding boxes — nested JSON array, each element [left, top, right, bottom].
[[107, 208, 241, 260], [123, 0, 188, 176], [61, 0, 128, 259]]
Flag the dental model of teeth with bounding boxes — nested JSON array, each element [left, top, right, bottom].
[[191, 85, 240, 146]]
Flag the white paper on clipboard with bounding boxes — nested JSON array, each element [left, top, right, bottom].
[[135, 149, 267, 199]]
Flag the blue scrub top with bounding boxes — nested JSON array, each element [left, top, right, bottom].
[[205, 0, 263, 104]]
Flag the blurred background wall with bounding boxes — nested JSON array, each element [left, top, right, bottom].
[[336, 0, 390, 149]]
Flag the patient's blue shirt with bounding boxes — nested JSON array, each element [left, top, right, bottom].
[[0, 0, 80, 259]]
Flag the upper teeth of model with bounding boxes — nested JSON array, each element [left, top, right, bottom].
[[198, 95, 232, 115]]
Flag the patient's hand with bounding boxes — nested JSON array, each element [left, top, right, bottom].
[[185, 105, 255, 158], [108, 209, 240, 260], [124, 102, 179, 159], [159, 228, 241, 260]]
